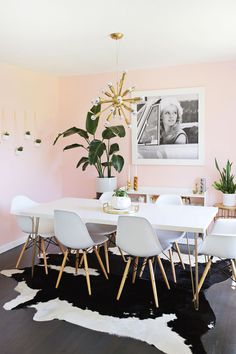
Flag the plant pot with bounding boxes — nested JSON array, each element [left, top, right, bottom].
[[223, 193, 236, 207], [111, 196, 131, 210], [96, 177, 117, 193]]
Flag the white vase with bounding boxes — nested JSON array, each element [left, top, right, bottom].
[[111, 196, 131, 210], [223, 193, 236, 207], [96, 177, 117, 193]]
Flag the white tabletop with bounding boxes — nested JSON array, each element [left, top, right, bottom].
[[16, 197, 218, 234]]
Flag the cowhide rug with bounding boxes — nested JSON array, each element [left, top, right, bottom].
[[0, 248, 232, 354]]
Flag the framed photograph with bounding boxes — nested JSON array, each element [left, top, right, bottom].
[[131, 87, 204, 165]]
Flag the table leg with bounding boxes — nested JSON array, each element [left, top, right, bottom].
[[31, 217, 40, 277]]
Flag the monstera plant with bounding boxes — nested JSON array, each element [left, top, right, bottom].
[[54, 104, 126, 191]]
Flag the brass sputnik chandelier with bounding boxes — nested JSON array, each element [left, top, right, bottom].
[[91, 33, 141, 127]]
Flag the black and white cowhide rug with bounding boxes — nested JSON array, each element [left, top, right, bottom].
[[0, 248, 233, 354]]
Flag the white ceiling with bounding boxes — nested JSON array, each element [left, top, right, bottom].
[[0, 0, 235, 75]]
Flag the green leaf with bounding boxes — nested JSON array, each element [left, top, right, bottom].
[[109, 143, 119, 155], [63, 143, 84, 151], [102, 125, 126, 140], [111, 154, 124, 172], [76, 157, 89, 168], [86, 105, 101, 135], [53, 127, 89, 145], [82, 161, 89, 171], [88, 139, 106, 164]]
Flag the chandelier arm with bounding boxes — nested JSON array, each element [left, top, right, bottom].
[[104, 91, 113, 98], [123, 97, 141, 103], [99, 104, 114, 116], [108, 85, 116, 96], [100, 98, 113, 104], [120, 106, 130, 125], [118, 72, 126, 96], [122, 103, 133, 113]]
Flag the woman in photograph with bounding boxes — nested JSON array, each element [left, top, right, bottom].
[[160, 97, 188, 144]]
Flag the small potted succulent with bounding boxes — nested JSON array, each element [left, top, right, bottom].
[[111, 188, 131, 210], [2, 131, 10, 141], [212, 159, 236, 206], [24, 131, 32, 140], [15, 146, 24, 155], [34, 138, 42, 147]]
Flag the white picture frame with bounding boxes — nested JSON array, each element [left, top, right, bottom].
[[131, 87, 205, 166]]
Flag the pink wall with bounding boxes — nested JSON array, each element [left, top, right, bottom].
[[58, 61, 236, 205], [0, 63, 63, 247], [1, 60, 236, 249]]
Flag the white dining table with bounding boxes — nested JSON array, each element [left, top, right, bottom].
[[15, 197, 218, 309]]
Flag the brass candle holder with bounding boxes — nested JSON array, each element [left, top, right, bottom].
[[127, 180, 131, 190], [133, 176, 138, 191]]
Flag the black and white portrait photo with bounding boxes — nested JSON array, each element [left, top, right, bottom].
[[131, 88, 204, 165]]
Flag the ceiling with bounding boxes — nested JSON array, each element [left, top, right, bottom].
[[0, 0, 235, 75]]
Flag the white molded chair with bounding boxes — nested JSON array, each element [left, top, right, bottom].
[[155, 194, 186, 281], [116, 216, 171, 307], [196, 218, 236, 296], [86, 191, 116, 273], [54, 210, 109, 294], [11, 195, 61, 275]]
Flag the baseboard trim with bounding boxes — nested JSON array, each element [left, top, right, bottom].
[[0, 236, 27, 254]]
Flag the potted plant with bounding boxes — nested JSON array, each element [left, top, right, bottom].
[[111, 188, 131, 210], [15, 146, 24, 156], [24, 131, 31, 140], [53, 104, 125, 193], [212, 159, 236, 206], [34, 138, 42, 147], [2, 131, 10, 141]]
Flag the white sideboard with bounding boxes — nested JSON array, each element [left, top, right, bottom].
[[124, 186, 207, 205]]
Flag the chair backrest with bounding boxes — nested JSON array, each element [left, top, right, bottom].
[[54, 210, 94, 249], [211, 218, 236, 236], [11, 195, 38, 233], [11, 195, 54, 235], [200, 219, 236, 259], [155, 194, 183, 206], [116, 216, 163, 257], [99, 191, 114, 204]]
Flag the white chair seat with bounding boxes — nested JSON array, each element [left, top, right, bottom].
[[90, 233, 108, 246], [86, 223, 116, 237], [156, 229, 186, 244]]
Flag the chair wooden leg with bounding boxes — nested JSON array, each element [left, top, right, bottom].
[[31, 236, 38, 277], [94, 247, 108, 279], [193, 256, 212, 300], [41, 238, 48, 275], [16, 236, 30, 268], [174, 242, 185, 270], [139, 258, 147, 278], [117, 257, 132, 300], [132, 257, 139, 284], [55, 250, 69, 288], [231, 259, 236, 281], [83, 251, 91, 295], [157, 256, 170, 289], [75, 250, 79, 275], [148, 259, 159, 308], [54, 237, 65, 255], [104, 242, 110, 274], [118, 247, 127, 262], [169, 249, 177, 283], [79, 253, 84, 267]]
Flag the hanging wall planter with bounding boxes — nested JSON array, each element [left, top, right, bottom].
[[15, 146, 24, 156], [24, 131, 32, 140], [34, 138, 42, 147], [2, 132, 10, 141]]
